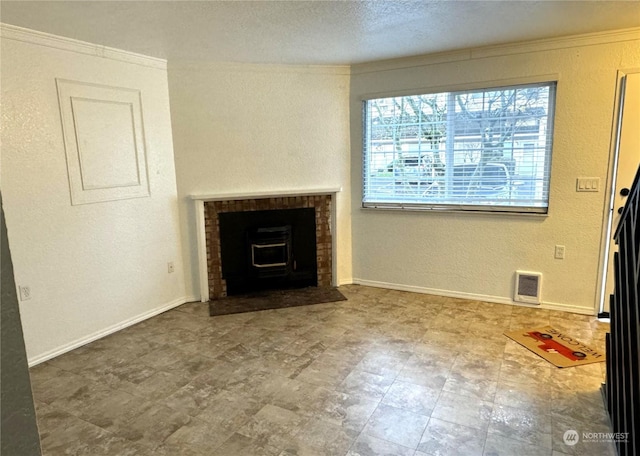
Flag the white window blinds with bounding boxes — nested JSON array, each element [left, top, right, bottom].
[[362, 81, 557, 213]]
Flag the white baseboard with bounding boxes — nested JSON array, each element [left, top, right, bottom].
[[540, 300, 595, 316], [28, 295, 195, 367], [352, 278, 514, 305], [351, 278, 595, 315]]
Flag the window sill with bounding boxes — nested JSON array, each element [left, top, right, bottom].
[[360, 204, 549, 217]]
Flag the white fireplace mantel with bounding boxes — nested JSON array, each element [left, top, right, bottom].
[[191, 188, 341, 301], [190, 187, 342, 202]]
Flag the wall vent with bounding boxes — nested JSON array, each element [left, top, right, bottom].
[[514, 271, 542, 304]]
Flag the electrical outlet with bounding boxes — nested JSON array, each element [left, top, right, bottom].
[[167, 262, 175, 273], [554, 245, 565, 259], [19, 286, 32, 301]]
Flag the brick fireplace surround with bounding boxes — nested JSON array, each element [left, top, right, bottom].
[[191, 189, 340, 302]]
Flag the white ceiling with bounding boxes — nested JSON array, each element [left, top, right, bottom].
[[1, 1, 639, 65]]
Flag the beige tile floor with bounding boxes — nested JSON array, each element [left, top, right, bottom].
[[30, 285, 616, 456]]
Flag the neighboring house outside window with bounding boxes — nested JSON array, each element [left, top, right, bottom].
[[362, 81, 557, 214]]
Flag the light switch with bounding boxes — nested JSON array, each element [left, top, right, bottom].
[[577, 177, 600, 192]]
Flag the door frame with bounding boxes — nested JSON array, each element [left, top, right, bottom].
[[597, 68, 640, 316]]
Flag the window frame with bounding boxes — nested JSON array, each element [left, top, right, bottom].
[[361, 79, 558, 215]]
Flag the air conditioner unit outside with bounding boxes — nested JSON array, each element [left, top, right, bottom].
[[514, 271, 542, 304]]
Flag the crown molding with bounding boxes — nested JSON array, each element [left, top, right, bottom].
[[352, 27, 640, 75], [472, 27, 640, 59], [169, 60, 350, 76], [0, 23, 167, 70]]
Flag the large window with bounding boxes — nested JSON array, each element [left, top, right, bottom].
[[362, 81, 557, 213]]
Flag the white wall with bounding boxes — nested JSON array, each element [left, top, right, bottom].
[[0, 26, 187, 364], [168, 62, 353, 298], [350, 30, 640, 314]]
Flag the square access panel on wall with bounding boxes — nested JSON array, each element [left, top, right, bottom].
[[56, 79, 150, 205]]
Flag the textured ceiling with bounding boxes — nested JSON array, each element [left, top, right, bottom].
[[1, 1, 639, 65]]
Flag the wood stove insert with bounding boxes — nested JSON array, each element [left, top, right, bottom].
[[219, 208, 317, 295]]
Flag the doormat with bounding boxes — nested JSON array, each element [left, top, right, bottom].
[[209, 286, 346, 316], [504, 326, 606, 368]]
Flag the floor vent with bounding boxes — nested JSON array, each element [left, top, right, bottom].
[[514, 271, 542, 304]]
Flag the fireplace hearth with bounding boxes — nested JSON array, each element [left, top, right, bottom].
[[194, 191, 337, 301]]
